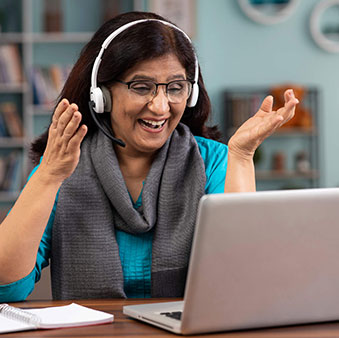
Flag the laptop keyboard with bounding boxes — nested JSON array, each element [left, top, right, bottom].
[[160, 311, 182, 320]]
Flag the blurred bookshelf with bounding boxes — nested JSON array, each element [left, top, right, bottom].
[[0, 0, 138, 220], [0, 0, 141, 301], [223, 85, 320, 191]]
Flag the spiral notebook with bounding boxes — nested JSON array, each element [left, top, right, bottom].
[[0, 303, 114, 334]]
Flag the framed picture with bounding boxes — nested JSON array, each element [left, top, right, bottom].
[[148, 0, 196, 37], [310, 0, 339, 53]]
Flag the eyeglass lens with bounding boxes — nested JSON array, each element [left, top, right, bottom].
[[128, 80, 192, 103]]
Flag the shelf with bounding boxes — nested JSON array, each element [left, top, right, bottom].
[[0, 33, 24, 43], [0, 137, 26, 148], [228, 126, 317, 138], [0, 83, 28, 93], [270, 127, 317, 137], [0, 0, 140, 211], [25, 32, 94, 43], [256, 170, 319, 180], [29, 104, 54, 115]]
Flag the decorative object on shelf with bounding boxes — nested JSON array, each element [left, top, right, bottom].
[[272, 151, 286, 171], [310, 0, 339, 53], [270, 84, 313, 130], [237, 0, 299, 25], [295, 150, 311, 174], [43, 0, 62, 32], [149, 0, 196, 37]]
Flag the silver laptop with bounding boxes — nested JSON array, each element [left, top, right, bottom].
[[123, 188, 339, 335]]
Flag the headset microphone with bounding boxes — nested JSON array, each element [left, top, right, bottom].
[[88, 101, 126, 147], [89, 18, 200, 147]]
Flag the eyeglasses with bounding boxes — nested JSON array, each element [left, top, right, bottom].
[[114, 79, 194, 104]]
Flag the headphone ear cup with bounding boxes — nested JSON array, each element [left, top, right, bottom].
[[100, 86, 112, 112], [187, 83, 199, 107], [90, 87, 105, 113]]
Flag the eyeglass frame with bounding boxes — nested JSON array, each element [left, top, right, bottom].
[[113, 79, 195, 103]]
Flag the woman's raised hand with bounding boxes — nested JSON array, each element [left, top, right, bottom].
[[39, 99, 88, 183], [0, 99, 87, 283], [228, 89, 299, 160]]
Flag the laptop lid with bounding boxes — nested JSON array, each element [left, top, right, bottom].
[[181, 188, 339, 334]]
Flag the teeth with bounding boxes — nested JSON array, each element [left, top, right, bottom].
[[142, 119, 166, 126]]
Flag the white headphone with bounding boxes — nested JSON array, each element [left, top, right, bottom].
[[89, 18, 200, 114]]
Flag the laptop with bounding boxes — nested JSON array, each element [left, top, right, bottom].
[[123, 188, 339, 335]]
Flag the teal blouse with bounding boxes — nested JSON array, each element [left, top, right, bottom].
[[0, 136, 228, 301]]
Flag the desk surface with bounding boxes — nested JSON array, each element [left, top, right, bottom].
[[5, 298, 339, 337]]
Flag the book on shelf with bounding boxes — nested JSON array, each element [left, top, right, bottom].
[[0, 303, 114, 334], [0, 102, 23, 137], [0, 151, 22, 192], [0, 44, 23, 85], [31, 64, 71, 106], [0, 112, 8, 136], [224, 92, 265, 128]]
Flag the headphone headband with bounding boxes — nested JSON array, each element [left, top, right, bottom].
[[90, 18, 199, 112]]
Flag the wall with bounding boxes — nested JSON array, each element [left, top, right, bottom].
[[194, 0, 339, 188]]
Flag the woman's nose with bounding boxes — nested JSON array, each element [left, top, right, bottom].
[[147, 87, 170, 114]]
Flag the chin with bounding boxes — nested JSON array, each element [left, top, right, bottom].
[[137, 139, 168, 153]]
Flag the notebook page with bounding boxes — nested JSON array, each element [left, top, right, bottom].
[[0, 315, 36, 333], [26, 303, 114, 329]]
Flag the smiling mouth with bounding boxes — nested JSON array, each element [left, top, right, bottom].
[[139, 119, 167, 129]]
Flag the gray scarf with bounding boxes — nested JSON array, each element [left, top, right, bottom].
[[51, 123, 206, 299]]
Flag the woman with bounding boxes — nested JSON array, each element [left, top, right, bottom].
[[0, 12, 298, 301]]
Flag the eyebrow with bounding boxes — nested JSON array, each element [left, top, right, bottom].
[[129, 74, 186, 82]]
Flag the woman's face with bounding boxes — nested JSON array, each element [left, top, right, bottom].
[[109, 54, 188, 156]]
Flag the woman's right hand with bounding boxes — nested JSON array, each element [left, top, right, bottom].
[[38, 98, 88, 184]]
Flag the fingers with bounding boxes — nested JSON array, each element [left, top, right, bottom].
[[56, 103, 79, 137], [259, 95, 273, 113], [52, 98, 69, 128], [51, 99, 81, 138], [66, 125, 88, 153], [62, 110, 82, 141], [41, 99, 88, 182], [51, 99, 84, 138], [48, 98, 87, 150], [284, 89, 299, 109], [277, 89, 299, 123]]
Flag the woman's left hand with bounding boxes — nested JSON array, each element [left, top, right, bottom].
[[228, 89, 299, 160]]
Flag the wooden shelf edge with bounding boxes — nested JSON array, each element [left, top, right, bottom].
[[0, 138, 26, 148], [26, 32, 94, 43], [256, 170, 319, 180]]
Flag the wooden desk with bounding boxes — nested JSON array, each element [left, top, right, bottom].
[[5, 298, 339, 337]]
